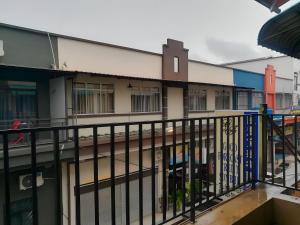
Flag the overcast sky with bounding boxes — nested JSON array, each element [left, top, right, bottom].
[[0, 0, 298, 64]]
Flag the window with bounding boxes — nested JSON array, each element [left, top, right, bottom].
[[285, 93, 293, 108], [189, 89, 207, 111], [0, 81, 37, 120], [215, 90, 230, 110], [276, 93, 283, 109], [237, 91, 248, 110], [74, 82, 114, 114], [294, 73, 298, 91], [131, 87, 160, 112], [11, 198, 33, 225], [252, 92, 264, 109], [174, 57, 179, 73]]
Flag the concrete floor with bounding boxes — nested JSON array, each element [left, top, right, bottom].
[[184, 183, 300, 225]]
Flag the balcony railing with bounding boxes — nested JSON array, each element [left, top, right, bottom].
[[4, 111, 296, 225], [0, 114, 259, 225], [0, 118, 67, 147]]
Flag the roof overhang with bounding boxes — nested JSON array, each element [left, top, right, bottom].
[[255, 0, 291, 13], [258, 2, 300, 59]]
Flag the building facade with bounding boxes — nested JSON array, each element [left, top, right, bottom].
[[225, 56, 300, 112], [0, 23, 254, 225]]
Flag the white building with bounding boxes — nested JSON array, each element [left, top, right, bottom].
[[225, 56, 300, 110]]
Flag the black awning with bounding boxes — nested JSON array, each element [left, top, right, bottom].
[[258, 2, 300, 59], [255, 0, 290, 12]]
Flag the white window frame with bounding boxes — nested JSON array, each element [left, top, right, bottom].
[[237, 91, 249, 110], [215, 90, 230, 110], [131, 87, 160, 113], [252, 92, 264, 109], [188, 89, 207, 111], [74, 82, 114, 115]]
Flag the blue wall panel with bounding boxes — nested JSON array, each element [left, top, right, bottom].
[[233, 69, 264, 91]]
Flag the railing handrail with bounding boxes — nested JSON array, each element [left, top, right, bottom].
[[0, 114, 257, 134]]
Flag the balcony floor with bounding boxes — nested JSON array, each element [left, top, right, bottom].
[[186, 183, 300, 225]]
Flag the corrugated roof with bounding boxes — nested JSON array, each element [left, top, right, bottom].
[[258, 2, 300, 59]]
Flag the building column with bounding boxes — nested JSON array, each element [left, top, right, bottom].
[[162, 83, 168, 120], [183, 85, 189, 119]]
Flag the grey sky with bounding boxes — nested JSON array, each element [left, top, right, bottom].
[[0, 0, 298, 63]]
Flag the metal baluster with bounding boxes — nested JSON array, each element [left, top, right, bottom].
[[220, 118, 224, 194], [199, 119, 203, 205], [172, 121, 177, 215], [74, 128, 81, 225], [295, 116, 298, 189], [282, 115, 286, 187], [271, 115, 274, 184], [138, 124, 143, 225], [162, 121, 167, 221], [206, 118, 210, 202], [125, 124, 130, 225], [151, 123, 156, 225], [54, 129, 62, 225], [110, 126, 116, 225], [3, 133, 11, 225], [31, 131, 39, 225], [190, 120, 196, 223], [92, 127, 99, 225]]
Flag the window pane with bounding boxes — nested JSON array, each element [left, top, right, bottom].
[[252, 92, 263, 109], [276, 94, 283, 109], [174, 57, 179, 73], [237, 92, 248, 110], [74, 82, 114, 114], [215, 90, 230, 110], [0, 81, 37, 120], [189, 89, 207, 111], [131, 87, 160, 112], [285, 94, 292, 108]]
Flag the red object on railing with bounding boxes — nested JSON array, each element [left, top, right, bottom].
[[10, 119, 25, 144]]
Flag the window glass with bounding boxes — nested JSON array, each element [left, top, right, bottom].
[[11, 198, 33, 225], [276, 93, 283, 109], [0, 81, 37, 121], [285, 94, 293, 108], [74, 82, 114, 114], [237, 92, 248, 110], [131, 87, 160, 112], [215, 90, 230, 110], [174, 57, 179, 73], [189, 89, 207, 111], [252, 92, 263, 109]]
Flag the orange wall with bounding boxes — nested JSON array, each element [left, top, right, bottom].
[[264, 65, 276, 110]]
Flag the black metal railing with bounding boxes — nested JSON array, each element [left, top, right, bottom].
[[0, 118, 67, 147], [0, 114, 257, 225], [260, 109, 300, 192]]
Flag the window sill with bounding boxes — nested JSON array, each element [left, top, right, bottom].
[[68, 112, 162, 118], [188, 110, 214, 113]]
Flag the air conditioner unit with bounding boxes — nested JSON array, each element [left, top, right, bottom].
[[0, 40, 4, 56], [19, 172, 44, 191]]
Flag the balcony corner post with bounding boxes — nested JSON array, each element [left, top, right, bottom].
[[261, 103, 268, 182]]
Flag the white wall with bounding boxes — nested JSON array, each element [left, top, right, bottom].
[[276, 77, 293, 93], [226, 56, 294, 79], [57, 38, 162, 80], [188, 61, 234, 86], [167, 87, 183, 119], [68, 75, 162, 136]]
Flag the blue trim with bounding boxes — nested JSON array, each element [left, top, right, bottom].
[[243, 112, 259, 180]]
